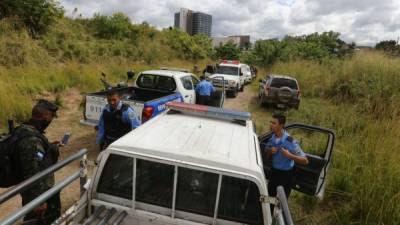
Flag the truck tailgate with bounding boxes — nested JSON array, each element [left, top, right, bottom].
[[82, 95, 144, 126]]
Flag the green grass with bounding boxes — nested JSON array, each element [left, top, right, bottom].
[[247, 52, 400, 225]]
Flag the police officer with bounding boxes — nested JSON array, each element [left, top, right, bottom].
[[195, 75, 215, 106], [13, 99, 61, 225], [264, 113, 308, 199], [96, 89, 140, 150]]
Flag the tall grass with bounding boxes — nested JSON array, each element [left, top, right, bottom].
[[250, 51, 400, 225]]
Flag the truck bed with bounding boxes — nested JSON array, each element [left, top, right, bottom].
[[82, 87, 180, 126], [88, 87, 174, 103], [74, 206, 205, 225]]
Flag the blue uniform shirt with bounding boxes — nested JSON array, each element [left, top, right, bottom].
[[195, 80, 215, 96], [265, 130, 306, 171], [96, 101, 141, 144]]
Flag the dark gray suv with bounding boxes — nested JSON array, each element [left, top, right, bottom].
[[258, 74, 300, 109]]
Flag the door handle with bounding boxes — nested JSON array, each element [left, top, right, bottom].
[[185, 95, 189, 98]]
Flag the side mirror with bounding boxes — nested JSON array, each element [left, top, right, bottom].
[[240, 72, 244, 76], [127, 70, 135, 80]]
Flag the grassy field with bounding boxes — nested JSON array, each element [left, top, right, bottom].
[[246, 52, 400, 225]]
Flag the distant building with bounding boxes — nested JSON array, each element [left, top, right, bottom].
[[212, 35, 251, 50], [174, 8, 212, 37]]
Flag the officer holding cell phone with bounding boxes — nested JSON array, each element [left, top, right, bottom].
[[265, 113, 309, 200]]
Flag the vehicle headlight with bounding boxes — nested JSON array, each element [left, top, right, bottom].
[[228, 80, 236, 85]]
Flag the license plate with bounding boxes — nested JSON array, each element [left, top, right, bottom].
[[277, 104, 285, 108]]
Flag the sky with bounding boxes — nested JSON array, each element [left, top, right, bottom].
[[60, 0, 400, 46]]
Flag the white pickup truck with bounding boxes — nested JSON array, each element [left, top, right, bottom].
[[47, 102, 334, 225], [208, 60, 251, 98], [81, 69, 224, 126]]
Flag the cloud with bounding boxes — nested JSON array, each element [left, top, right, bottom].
[[60, 0, 400, 46]]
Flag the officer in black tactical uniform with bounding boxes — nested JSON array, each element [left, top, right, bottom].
[[12, 99, 61, 225], [96, 89, 140, 150]]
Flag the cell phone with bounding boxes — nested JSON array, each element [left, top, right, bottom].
[[61, 133, 71, 145]]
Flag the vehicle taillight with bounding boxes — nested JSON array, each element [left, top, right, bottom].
[[142, 106, 154, 123], [297, 90, 301, 98]]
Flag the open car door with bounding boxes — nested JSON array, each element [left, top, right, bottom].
[[259, 123, 335, 199], [207, 76, 225, 108]]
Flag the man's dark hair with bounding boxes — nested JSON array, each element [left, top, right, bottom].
[[32, 99, 58, 118], [106, 89, 121, 97], [272, 113, 286, 125], [200, 75, 205, 80]]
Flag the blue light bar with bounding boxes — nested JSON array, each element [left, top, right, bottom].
[[166, 102, 251, 122]]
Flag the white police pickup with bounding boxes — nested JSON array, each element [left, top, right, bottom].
[[59, 102, 335, 225], [82, 69, 224, 126], [208, 60, 250, 98]]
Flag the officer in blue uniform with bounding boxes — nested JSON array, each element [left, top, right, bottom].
[[264, 114, 309, 199], [195, 76, 215, 106], [96, 89, 140, 150]]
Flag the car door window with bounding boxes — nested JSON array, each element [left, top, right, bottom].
[[180, 76, 194, 90], [97, 154, 133, 199], [176, 167, 219, 217], [136, 159, 175, 208], [191, 75, 199, 87], [218, 176, 263, 225]]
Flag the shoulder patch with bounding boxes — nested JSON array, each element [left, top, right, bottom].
[[286, 136, 294, 142]]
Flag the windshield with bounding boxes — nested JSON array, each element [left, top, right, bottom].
[[136, 74, 176, 91], [215, 66, 239, 76], [271, 78, 298, 89]]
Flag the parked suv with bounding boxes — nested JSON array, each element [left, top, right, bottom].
[[259, 74, 300, 109]]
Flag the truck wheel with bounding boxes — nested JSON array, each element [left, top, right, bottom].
[[239, 85, 244, 92], [233, 88, 238, 97]]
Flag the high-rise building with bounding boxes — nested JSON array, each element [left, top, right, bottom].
[[192, 12, 212, 36], [174, 8, 212, 37]]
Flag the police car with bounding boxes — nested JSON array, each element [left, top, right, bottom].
[[82, 68, 224, 126], [60, 102, 335, 225], [208, 60, 249, 98]]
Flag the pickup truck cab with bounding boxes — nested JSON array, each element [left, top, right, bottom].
[[209, 60, 247, 97], [66, 102, 335, 225], [81, 69, 201, 126]]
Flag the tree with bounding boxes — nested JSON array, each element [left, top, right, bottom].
[[214, 41, 241, 60], [0, 0, 63, 37], [375, 40, 399, 55]]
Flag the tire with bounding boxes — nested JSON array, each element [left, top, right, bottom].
[[278, 87, 294, 103], [233, 88, 238, 97], [239, 85, 244, 92], [259, 95, 266, 107]]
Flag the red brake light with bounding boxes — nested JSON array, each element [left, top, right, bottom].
[[142, 106, 154, 123], [297, 90, 301, 98]]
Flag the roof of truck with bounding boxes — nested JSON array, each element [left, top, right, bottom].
[[141, 69, 193, 78], [109, 109, 265, 180]]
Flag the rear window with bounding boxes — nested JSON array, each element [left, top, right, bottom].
[[136, 159, 174, 208], [176, 168, 219, 216], [218, 176, 263, 224], [137, 74, 176, 91], [97, 154, 133, 199], [270, 78, 298, 89]]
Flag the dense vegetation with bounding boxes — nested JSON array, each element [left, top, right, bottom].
[[1, 1, 399, 225], [249, 52, 400, 225]]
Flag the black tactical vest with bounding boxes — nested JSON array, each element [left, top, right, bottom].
[[103, 104, 132, 141]]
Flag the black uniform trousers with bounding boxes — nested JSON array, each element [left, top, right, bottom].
[[267, 168, 294, 213], [198, 95, 211, 106]]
